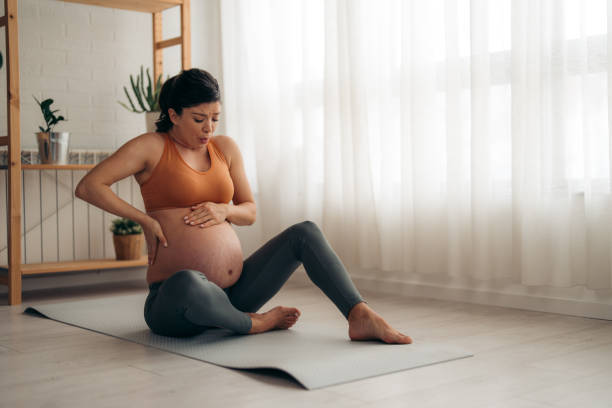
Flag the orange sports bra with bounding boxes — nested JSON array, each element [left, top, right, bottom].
[[139, 134, 234, 212]]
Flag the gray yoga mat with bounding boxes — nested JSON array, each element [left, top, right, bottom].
[[24, 294, 472, 390]]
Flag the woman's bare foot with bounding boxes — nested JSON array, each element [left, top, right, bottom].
[[247, 306, 301, 334], [348, 302, 412, 344]]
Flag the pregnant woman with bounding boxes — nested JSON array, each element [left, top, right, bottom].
[[75, 68, 411, 344]]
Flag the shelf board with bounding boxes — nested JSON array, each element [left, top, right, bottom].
[[61, 0, 183, 13], [0, 164, 96, 170], [0, 256, 147, 277], [21, 164, 96, 170]]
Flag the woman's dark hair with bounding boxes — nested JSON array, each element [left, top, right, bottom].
[[155, 68, 221, 132]]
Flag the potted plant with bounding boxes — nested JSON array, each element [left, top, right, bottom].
[[110, 218, 144, 260], [34, 96, 69, 164], [118, 65, 165, 133]]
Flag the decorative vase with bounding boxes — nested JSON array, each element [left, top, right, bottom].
[[145, 111, 160, 133], [36, 132, 70, 164], [112, 234, 144, 260]]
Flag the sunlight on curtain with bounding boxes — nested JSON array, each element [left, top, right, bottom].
[[220, 0, 612, 289]]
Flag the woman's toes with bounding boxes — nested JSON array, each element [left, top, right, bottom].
[[267, 306, 300, 330], [382, 330, 412, 344]]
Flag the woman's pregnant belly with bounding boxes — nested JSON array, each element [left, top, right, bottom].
[[146, 208, 244, 288]]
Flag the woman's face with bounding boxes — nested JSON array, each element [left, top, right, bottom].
[[168, 101, 221, 148]]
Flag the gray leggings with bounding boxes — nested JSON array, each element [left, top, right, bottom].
[[144, 221, 365, 337]]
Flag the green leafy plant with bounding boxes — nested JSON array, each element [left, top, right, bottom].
[[110, 218, 143, 236], [33, 96, 66, 133], [118, 65, 164, 113]]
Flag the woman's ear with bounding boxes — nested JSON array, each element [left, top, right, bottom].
[[168, 108, 180, 125]]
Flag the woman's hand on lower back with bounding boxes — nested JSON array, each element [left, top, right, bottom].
[[142, 216, 168, 265], [184, 202, 229, 228]]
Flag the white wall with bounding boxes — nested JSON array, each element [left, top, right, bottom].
[[8, 0, 226, 151]]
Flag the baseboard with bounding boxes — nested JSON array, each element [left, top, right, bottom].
[[288, 271, 612, 321], [353, 275, 612, 321]]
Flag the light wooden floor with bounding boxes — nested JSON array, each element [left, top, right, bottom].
[[1, 279, 611, 408]]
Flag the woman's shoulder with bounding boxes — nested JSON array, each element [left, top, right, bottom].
[[123, 132, 166, 154], [124, 133, 167, 185], [211, 135, 240, 167], [133, 131, 166, 146], [211, 134, 235, 148], [118, 132, 166, 167]]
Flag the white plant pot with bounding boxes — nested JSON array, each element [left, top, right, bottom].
[[145, 111, 160, 133]]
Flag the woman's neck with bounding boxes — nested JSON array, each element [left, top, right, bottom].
[[168, 129, 204, 151]]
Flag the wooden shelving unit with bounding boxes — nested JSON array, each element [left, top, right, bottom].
[[1, 0, 191, 305]]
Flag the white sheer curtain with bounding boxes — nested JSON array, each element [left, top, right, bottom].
[[220, 0, 612, 289]]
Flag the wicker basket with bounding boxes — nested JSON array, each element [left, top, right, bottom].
[[112, 234, 144, 260]]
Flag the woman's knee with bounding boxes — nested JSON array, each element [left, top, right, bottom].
[[286, 220, 322, 241]]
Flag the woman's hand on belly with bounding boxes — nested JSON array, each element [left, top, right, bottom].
[[184, 201, 229, 228]]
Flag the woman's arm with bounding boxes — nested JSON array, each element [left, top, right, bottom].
[[222, 134, 256, 225], [225, 201, 256, 226], [75, 135, 150, 223], [187, 200, 255, 227], [186, 135, 256, 227], [75, 134, 168, 260]]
